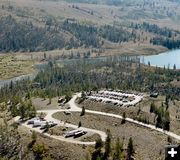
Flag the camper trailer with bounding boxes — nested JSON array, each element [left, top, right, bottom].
[[27, 117, 40, 124], [64, 129, 87, 138], [33, 120, 46, 127], [40, 121, 57, 130], [64, 129, 81, 138], [74, 130, 87, 138]]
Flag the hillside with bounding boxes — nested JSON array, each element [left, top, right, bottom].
[[1, 0, 180, 29], [0, 0, 179, 53]]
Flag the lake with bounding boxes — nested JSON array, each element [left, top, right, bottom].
[[140, 49, 180, 69], [57, 49, 180, 69], [0, 49, 179, 88]]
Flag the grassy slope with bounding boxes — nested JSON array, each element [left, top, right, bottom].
[[0, 55, 36, 80], [52, 111, 179, 160], [78, 96, 180, 135], [18, 125, 91, 160], [2, 0, 180, 29]]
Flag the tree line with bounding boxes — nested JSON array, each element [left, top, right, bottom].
[[62, 20, 100, 48], [131, 22, 176, 38], [130, 22, 180, 49], [0, 16, 139, 53], [99, 25, 136, 43], [150, 37, 180, 49]]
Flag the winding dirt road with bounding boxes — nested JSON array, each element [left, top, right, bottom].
[[68, 93, 180, 141], [16, 93, 180, 145]]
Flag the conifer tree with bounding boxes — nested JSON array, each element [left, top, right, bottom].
[[80, 106, 85, 116], [127, 137, 134, 160], [103, 129, 111, 160]]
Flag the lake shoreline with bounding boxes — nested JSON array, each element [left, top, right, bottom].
[[0, 48, 179, 88], [140, 49, 180, 69]]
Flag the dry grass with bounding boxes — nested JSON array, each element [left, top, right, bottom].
[[78, 95, 180, 135], [78, 97, 155, 123], [52, 112, 179, 160], [81, 133, 101, 142], [168, 100, 180, 135], [0, 55, 37, 80], [0, 42, 168, 81], [2, 0, 179, 30], [102, 42, 168, 56], [18, 125, 92, 160], [48, 125, 101, 142], [48, 126, 74, 136], [32, 97, 60, 110]]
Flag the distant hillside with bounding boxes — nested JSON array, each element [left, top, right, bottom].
[[43, 0, 140, 5], [0, 0, 179, 53], [0, 16, 66, 52], [61, 0, 180, 5], [168, 0, 180, 3], [0, 15, 179, 53], [64, 0, 121, 5], [0, 15, 137, 52]]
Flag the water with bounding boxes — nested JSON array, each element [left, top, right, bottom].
[[57, 49, 180, 69], [0, 63, 44, 88], [140, 49, 180, 69], [0, 49, 179, 89], [0, 74, 35, 88], [56, 56, 109, 64]]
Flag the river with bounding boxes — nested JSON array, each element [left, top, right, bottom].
[[0, 74, 35, 89], [0, 49, 179, 89]]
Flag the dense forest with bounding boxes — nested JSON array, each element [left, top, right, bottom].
[[99, 25, 135, 43], [62, 20, 100, 48], [62, 21, 135, 44], [34, 58, 180, 98], [150, 37, 180, 49]]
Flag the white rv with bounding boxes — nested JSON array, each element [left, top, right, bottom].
[[27, 117, 40, 124], [33, 120, 46, 127]]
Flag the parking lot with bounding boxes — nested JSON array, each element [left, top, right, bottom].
[[86, 90, 143, 107]]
